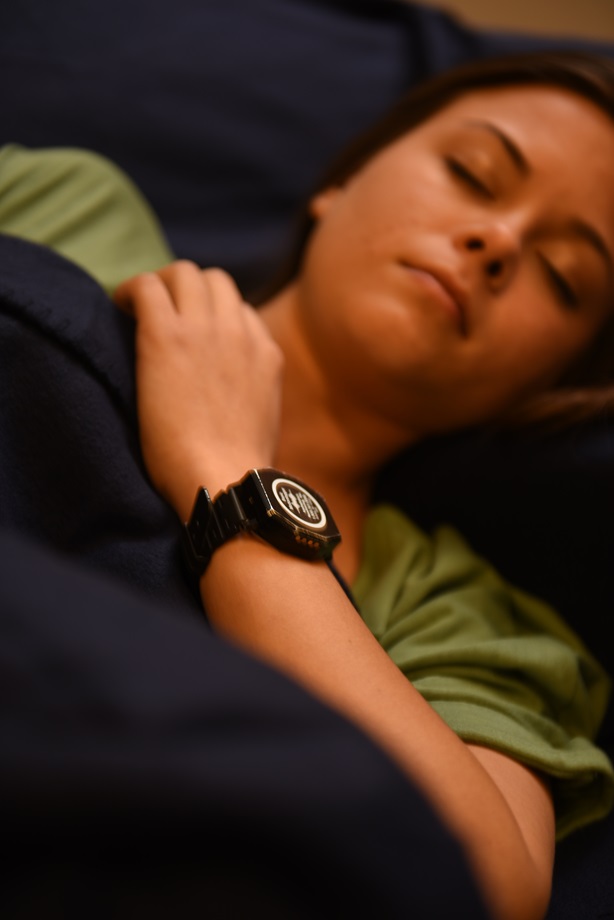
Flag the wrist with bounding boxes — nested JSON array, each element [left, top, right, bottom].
[[166, 458, 274, 522], [181, 468, 342, 584]]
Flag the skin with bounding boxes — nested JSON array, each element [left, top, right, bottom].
[[115, 84, 614, 920]]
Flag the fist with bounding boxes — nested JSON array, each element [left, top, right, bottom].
[[115, 262, 284, 518]]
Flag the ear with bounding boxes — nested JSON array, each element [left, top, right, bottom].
[[309, 186, 342, 220]]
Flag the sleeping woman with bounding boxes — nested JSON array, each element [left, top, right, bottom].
[[2, 50, 614, 920]]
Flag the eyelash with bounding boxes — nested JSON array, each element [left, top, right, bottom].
[[538, 255, 579, 310], [445, 157, 494, 200]]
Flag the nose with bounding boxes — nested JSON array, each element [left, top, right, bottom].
[[454, 222, 521, 292]]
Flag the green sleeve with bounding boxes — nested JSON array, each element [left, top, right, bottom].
[[0, 144, 174, 294], [353, 503, 614, 840]]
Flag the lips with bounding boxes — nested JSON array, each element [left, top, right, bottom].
[[399, 261, 469, 336]]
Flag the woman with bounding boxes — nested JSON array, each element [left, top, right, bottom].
[[116, 53, 614, 920], [3, 50, 614, 920]]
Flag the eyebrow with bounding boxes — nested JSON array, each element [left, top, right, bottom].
[[464, 120, 530, 175], [465, 120, 614, 286]]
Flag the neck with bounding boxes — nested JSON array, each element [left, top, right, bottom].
[[259, 285, 421, 582]]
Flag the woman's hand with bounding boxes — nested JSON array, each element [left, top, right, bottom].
[[114, 261, 284, 519]]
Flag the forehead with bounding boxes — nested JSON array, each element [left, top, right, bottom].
[[421, 83, 614, 157]]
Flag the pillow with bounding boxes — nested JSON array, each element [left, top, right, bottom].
[[1, 0, 613, 293]]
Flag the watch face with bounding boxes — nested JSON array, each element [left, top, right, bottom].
[[271, 477, 328, 530]]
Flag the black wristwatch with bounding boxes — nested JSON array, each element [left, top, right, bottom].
[[182, 468, 341, 578]]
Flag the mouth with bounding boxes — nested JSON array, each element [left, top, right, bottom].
[[399, 261, 469, 336]]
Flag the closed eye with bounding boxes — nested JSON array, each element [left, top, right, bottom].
[[445, 157, 495, 200], [538, 254, 579, 310]]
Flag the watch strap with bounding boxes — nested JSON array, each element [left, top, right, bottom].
[[181, 487, 242, 578]]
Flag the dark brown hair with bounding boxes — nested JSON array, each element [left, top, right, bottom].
[[257, 50, 614, 431]]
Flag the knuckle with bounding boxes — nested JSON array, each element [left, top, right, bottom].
[[128, 272, 166, 305], [132, 271, 160, 290], [173, 259, 200, 273], [161, 259, 202, 286], [203, 266, 231, 282], [204, 267, 242, 298]]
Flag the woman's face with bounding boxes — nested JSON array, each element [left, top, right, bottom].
[[294, 84, 614, 435]]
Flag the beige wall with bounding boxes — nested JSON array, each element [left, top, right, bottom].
[[416, 0, 614, 41]]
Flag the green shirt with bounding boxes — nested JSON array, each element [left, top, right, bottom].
[[2, 143, 612, 837], [353, 505, 613, 839], [0, 144, 173, 293]]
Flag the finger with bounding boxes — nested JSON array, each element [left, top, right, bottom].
[[113, 272, 176, 326], [154, 260, 212, 318], [201, 269, 269, 357], [200, 267, 246, 319]]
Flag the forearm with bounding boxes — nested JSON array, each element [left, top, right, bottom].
[[199, 533, 554, 920]]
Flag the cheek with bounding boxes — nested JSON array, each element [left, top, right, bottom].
[[339, 157, 453, 246], [481, 299, 593, 400]]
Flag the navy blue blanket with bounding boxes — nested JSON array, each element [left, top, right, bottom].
[[0, 236, 197, 613], [1, 522, 492, 920]]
